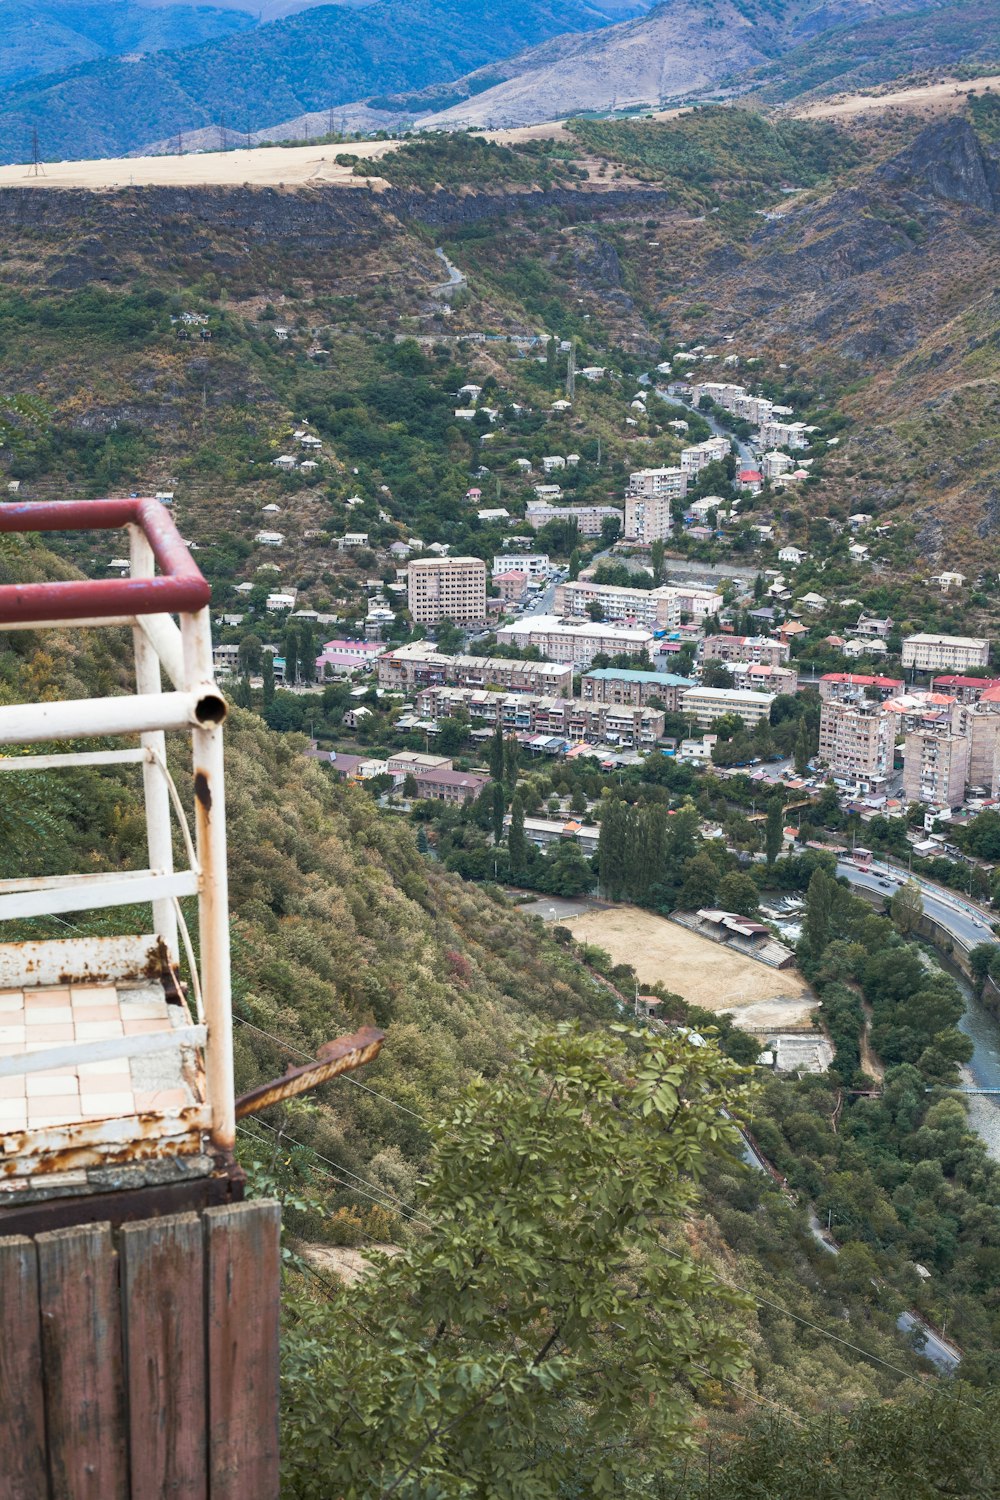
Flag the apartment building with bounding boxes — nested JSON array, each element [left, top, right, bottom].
[[902, 633, 990, 674], [818, 696, 895, 790], [525, 501, 623, 536], [931, 675, 1000, 704], [758, 419, 811, 450], [407, 556, 487, 626], [689, 382, 774, 427], [818, 672, 904, 703], [729, 662, 798, 696], [314, 639, 385, 677], [700, 634, 790, 667], [496, 614, 654, 668], [493, 571, 529, 603], [626, 466, 688, 500], [968, 706, 1000, 795], [679, 437, 730, 474], [624, 492, 674, 545], [413, 685, 665, 748], [491, 553, 552, 579], [551, 579, 720, 629], [902, 725, 971, 810], [376, 641, 573, 696], [679, 685, 775, 728], [581, 667, 693, 713]]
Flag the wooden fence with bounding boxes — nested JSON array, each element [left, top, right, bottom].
[[0, 1199, 280, 1500]]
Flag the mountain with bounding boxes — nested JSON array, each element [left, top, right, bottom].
[[0, 0, 255, 88], [746, 0, 1000, 106], [243, 0, 946, 141], [0, 0, 653, 164], [659, 111, 1000, 563]]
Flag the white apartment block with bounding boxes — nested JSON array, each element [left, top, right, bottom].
[[413, 685, 665, 748], [759, 419, 811, 450], [700, 634, 790, 667], [525, 502, 623, 537], [680, 437, 730, 474], [553, 580, 722, 629], [554, 579, 665, 626], [377, 641, 573, 695], [901, 634, 990, 673], [496, 614, 654, 668], [492, 553, 552, 579], [818, 697, 895, 789], [624, 492, 673, 545], [679, 685, 775, 728], [408, 556, 487, 626], [690, 383, 773, 427], [626, 466, 688, 500]]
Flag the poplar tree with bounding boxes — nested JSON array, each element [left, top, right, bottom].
[[489, 720, 505, 783], [508, 791, 527, 879], [491, 780, 506, 845], [765, 796, 784, 866]]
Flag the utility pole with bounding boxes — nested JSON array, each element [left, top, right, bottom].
[[566, 339, 576, 402], [25, 127, 45, 177]]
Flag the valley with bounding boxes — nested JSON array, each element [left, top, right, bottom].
[[1, 17, 1000, 1494]]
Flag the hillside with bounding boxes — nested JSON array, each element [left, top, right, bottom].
[[0, 0, 642, 165], [745, 0, 1000, 106], [646, 111, 1000, 564], [0, 0, 256, 88]]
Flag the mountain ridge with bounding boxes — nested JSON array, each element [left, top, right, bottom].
[[0, 0, 650, 164]]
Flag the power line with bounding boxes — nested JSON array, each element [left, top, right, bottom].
[[242, 1113, 432, 1225], [235, 1121, 433, 1228], [233, 1014, 432, 1124]]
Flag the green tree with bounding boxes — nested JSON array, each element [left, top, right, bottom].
[[765, 796, 784, 867], [568, 547, 582, 581], [489, 720, 505, 783], [701, 659, 733, 689], [415, 824, 429, 854], [717, 870, 760, 917], [650, 537, 666, 585], [794, 718, 813, 776], [403, 772, 418, 799], [262, 653, 275, 707], [503, 733, 520, 792], [491, 780, 506, 845], [507, 791, 527, 880], [601, 513, 621, 546], [678, 850, 719, 910], [237, 632, 263, 675], [283, 628, 299, 686], [280, 1026, 748, 1500], [802, 865, 837, 961], [890, 879, 923, 936], [597, 797, 629, 899]]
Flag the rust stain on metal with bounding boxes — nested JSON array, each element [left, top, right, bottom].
[[193, 771, 212, 812], [0, 1105, 208, 1176], [235, 1026, 385, 1119]]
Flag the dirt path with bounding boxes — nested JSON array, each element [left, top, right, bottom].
[[563, 904, 815, 1029]]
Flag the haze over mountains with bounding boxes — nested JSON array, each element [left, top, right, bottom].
[[0, 0, 994, 164]]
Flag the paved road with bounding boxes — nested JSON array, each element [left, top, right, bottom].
[[655, 387, 756, 469], [430, 247, 465, 297], [836, 860, 992, 953]]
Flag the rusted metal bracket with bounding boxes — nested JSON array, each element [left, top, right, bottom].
[[234, 1027, 386, 1119]]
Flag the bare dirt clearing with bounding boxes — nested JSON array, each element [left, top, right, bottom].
[[0, 139, 399, 191], [563, 904, 815, 1029], [798, 74, 1000, 121]]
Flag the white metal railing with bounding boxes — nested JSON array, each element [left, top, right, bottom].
[[0, 500, 234, 1154]]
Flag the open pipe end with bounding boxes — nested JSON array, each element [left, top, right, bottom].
[[194, 692, 228, 726]]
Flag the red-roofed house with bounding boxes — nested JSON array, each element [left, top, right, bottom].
[[738, 469, 763, 494]]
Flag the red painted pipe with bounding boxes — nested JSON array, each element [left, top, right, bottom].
[[0, 498, 210, 623]]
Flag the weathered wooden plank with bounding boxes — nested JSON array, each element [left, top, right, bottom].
[[120, 1211, 206, 1500], [0, 1234, 48, 1500], [205, 1200, 281, 1500], [36, 1222, 127, 1500]]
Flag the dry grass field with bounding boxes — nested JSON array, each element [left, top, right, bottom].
[[564, 904, 816, 1029]]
